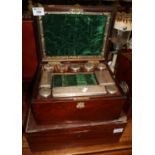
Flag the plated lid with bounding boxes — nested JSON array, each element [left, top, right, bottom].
[[39, 88, 51, 98], [114, 12, 132, 31]]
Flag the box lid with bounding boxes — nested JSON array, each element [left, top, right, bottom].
[[35, 5, 115, 62]]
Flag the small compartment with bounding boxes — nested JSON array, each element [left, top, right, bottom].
[[52, 73, 98, 87]]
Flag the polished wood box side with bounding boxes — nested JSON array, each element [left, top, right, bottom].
[[22, 19, 38, 82], [115, 52, 132, 98], [26, 110, 127, 152], [115, 52, 132, 118], [32, 97, 126, 124]]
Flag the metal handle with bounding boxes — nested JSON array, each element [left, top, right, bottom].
[[120, 81, 129, 94]]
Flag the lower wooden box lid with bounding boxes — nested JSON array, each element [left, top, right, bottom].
[[25, 109, 127, 133]]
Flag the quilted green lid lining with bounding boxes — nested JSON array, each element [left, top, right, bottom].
[[41, 13, 108, 57]]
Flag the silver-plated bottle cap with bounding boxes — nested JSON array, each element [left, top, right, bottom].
[[39, 88, 51, 98], [44, 64, 54, 71], [106, 85, 117, 94], [97, 63, 106, 70], [70, 64, 80, 72], [84, 62, 94, 71], [57, 63, 69, 72]]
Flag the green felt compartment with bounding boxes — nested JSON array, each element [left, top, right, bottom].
[[53, 73, 97, 87], [41, 13, 108, 57]]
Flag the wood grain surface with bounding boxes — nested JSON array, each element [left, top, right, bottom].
[[23, 119, 131, 155]]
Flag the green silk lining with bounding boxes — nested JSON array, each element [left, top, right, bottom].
[[53, 73, 97, 87], [42, 14, 107, 56]]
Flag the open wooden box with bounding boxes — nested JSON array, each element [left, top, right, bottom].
[[31, 5, 127, 124]]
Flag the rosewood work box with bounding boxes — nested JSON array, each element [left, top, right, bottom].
[[26, 109, 127, 152], [31, 5, 127, 124]]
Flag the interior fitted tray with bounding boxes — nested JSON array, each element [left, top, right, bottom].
[[53, 73, 97, 87]]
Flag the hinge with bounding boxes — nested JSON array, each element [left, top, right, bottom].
[[48, 61, 60, 65], [88, 60, 100, 65], [70, 5, 83, 14]]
